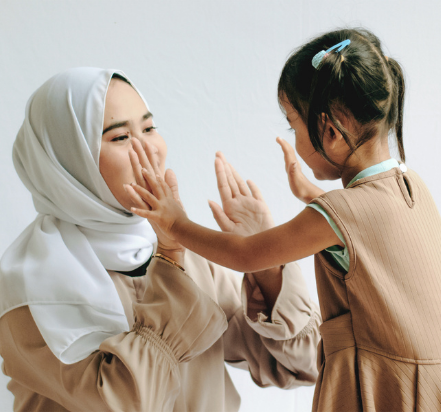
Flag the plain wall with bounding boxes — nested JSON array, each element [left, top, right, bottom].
[[1, 0, 440, 410]]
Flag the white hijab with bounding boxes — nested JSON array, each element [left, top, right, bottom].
[[0, 67, 157, 364]]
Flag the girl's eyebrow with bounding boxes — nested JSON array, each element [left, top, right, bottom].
[[102, 112, 153, 135]]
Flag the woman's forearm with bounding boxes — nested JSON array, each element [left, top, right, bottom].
[[250, 266, 283, 316]]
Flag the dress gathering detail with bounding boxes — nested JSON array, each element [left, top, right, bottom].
[[0, 249, 321, 411]]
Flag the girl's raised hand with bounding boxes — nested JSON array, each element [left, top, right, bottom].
[[125, 138, 185, 251], [208, 152, 274, 237], [276, 137, 325, 203], [129, 168, 188, 240]]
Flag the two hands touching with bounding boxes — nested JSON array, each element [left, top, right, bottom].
[[126, 137, 323, 243], [124, 137, 276, 250], [125, 137, 323, 311]]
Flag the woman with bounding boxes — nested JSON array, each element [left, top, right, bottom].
[[0, 67, 320, 411]]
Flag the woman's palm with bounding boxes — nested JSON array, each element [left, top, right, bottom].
[[209, 153, 274, 237]]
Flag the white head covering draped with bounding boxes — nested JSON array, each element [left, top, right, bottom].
[[0, 67, 157, 364]]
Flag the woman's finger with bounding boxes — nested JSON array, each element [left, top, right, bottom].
[[129, 148, 148, 189], [164, 169, 184, 209], [246, 179, 264, 201], [215, 157, 232, 202], [216, 152, 240, 197], [208, 200, 235, 232], [143, 141, 162, 177], [132, 137, 155, 175], [228, 162, 251, 196], [224, 162, 240, 198]]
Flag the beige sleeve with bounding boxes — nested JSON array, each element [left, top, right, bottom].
[[211, 260, 321, 388], [0, 258, 227, 412]]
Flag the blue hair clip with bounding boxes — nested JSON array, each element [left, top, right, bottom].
[[312, 39, 351, 69]]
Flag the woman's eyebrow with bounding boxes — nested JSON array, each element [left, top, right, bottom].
[[102, 112, 153, 135], [142, 112, 153, 121], [102, 121, 128, 135]]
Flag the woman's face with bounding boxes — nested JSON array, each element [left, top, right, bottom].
[[100, 78, 167, 210]]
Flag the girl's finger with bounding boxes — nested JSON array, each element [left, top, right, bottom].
[[124, 184, 152, 210], [276, 137, 298, 173], [131, 182, 159, 208], [164, 169, 184, 209], [129, 149, 148, 189], [229, 163, 251, 196], [141, 168, 164, 199], [215, 157, 232, 202], [247, 179, 264, 201], [208, 200, 235, 232], [131, 207, 154, 220], [157, 174, 173, 198]]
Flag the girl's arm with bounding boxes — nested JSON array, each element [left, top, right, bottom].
[[131, 168, 343, 273]]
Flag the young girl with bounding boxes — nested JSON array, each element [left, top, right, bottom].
[[129, 28, 441, 411]]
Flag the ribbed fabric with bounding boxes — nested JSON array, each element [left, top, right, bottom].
[[311, 167, 441, 411]]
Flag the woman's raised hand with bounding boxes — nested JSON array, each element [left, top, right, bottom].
[[276, 137, 325, 203], [208, 152, 274, 237], [125, 138, 185, 252]]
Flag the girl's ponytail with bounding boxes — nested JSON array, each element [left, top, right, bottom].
[[387, 57, 406, 162], [278, 28, 406, 165]]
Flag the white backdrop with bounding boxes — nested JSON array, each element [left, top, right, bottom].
[[1, 1, 440, 411]]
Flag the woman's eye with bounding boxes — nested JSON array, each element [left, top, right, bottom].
[[287, 127, 295, 134], [144, 126, 157, 133], [111, 135, 129, 142]]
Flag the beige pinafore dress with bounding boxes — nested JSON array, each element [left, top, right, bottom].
[[311, 167, 441, 411]]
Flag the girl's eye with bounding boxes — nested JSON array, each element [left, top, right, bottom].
[[287, 127, 296, 134], [144, 126, 158, 133], [111, 135, 129, 142]]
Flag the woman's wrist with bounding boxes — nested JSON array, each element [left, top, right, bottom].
[[250, 265, 284, 315], [155, 245, 186, 268]]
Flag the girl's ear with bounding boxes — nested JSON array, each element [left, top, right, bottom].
[[321, 113, 344, 152]]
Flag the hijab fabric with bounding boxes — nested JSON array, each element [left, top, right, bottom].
[[0, 67, 157, 364]]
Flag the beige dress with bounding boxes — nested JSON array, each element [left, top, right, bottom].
[[311, 167, 441, 411], [0, 249, 320, 412]]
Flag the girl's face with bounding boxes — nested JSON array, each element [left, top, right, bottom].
[[100, 79, 167, 210], [281, 97, 341, 181]]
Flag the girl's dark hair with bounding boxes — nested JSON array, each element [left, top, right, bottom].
[[278, 28, 405, 164]]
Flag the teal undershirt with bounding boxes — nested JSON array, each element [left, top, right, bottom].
[[306, 158, 400, 272]]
